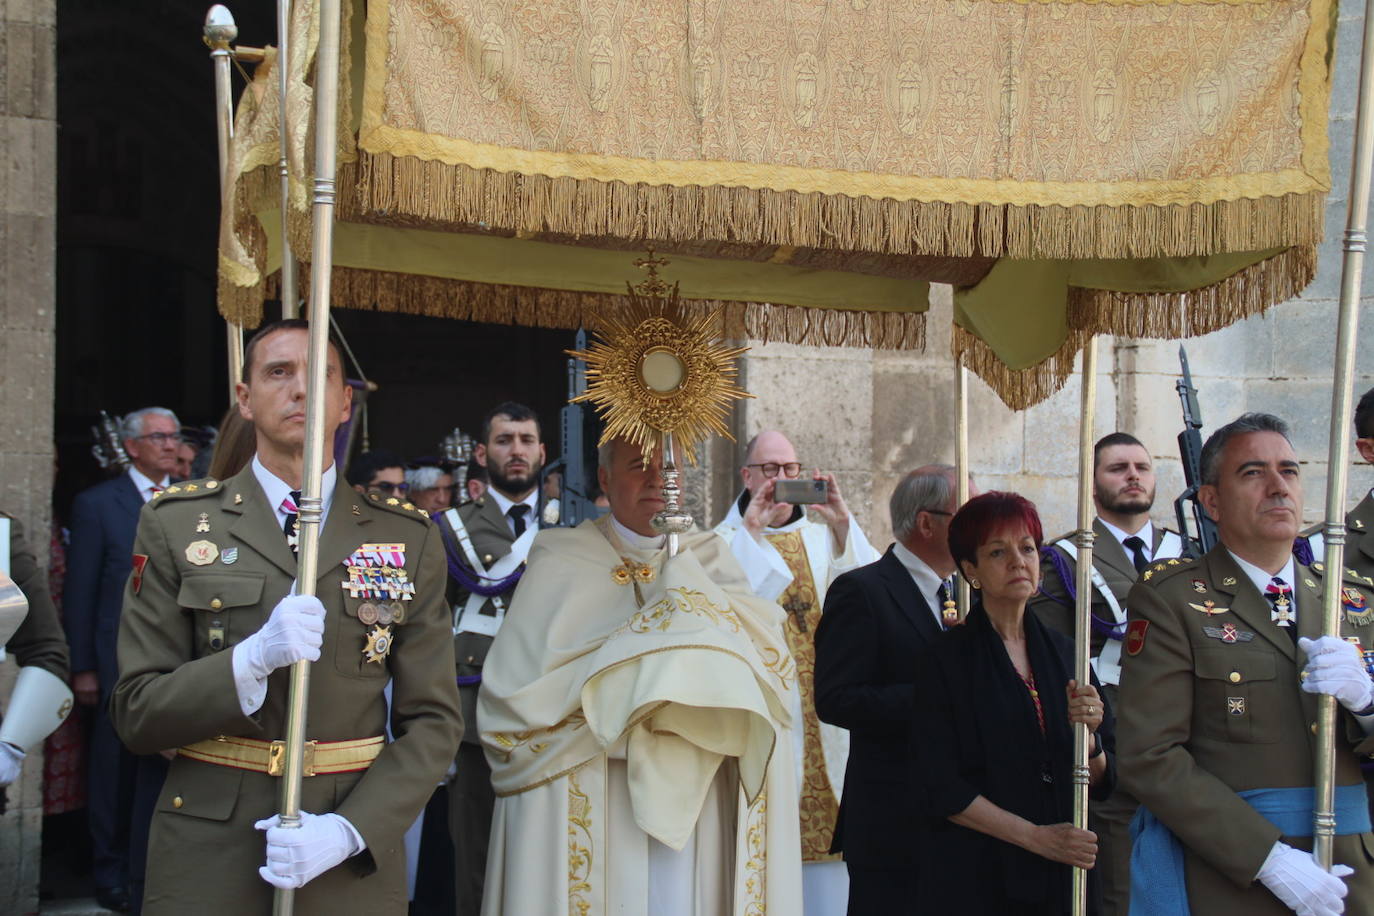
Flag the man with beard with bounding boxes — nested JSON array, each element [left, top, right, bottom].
[[435, 401, 545, 914], [1030, 431, 1187, 916]]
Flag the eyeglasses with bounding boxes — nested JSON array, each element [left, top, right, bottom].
[[746, 462, 804, 479], [134, 432, 181, 445], [373, 481, 410, 494]]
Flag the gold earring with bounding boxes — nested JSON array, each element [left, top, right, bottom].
[[970, 579, 981, 589]]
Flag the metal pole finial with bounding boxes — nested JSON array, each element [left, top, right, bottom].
[[204, 5, 238, 47]]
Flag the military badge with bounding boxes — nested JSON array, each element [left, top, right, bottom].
[[363, 624, 394, 664], [1188, 600, 1227, 617], [1228, 697, 1246, 716], [221, 547, 238, 565], [388, 600, 407, 625], [196, 513, 210, 534], [378, 602, 395, 625], [1222, 577, 1238, 587], [1191, 579, 1208, 593], [185, 540, 219, 566], [131, 554, 149, 594], [358, 602, 380, 626], [1126, 620, 1149, 656], [1203, 624, 1254, 644]]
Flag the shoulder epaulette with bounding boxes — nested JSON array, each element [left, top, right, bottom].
[[1139, 555, 1195, 584], [365, 490, 434, 524], [149, 479, 221, 505], [1307, 559, 1374, 589]]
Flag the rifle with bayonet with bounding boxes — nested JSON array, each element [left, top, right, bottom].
[[1175, 346, 1218, 556]]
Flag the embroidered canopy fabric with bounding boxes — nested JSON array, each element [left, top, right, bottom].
[[219, 0, 1336, 407]]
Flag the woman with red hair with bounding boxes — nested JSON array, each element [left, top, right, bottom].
[[910, 491, 1116, 914]]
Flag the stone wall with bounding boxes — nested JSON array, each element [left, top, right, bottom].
[[0, 0, 57, 912]]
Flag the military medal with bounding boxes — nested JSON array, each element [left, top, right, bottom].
[[378, 602, 395, 625], [941, 595, 959, 626], [196, 513, 210, 533], [1343, 587, 1373, 626], [358, 602, 380, 626], [388, 601, 406, 624], [185, 540, 219, 566], [363, 624, 394, 664], [1266, 581, 1295, 627], [1187, 600, 1227, 617]]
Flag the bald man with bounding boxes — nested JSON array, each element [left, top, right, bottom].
[[713, 430, 878, 916]]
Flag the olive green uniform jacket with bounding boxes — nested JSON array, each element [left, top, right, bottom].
[[110, 467, 463, 915], [4, 511, 70, 678], [1118, 547, 1374, 915], [437, 494, 520, 914]]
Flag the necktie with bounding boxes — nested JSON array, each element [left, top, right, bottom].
[[937, 579, 958, 628], [282, 491, 301, 554], [1123, 535, 1149, 574], [1265, 576, 1296, 640], [508, 504, 530, 537]]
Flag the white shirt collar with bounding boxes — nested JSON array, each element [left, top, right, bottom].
[[610, 513, 665, 552], [128, 466, 170, 503], [892, 542, 947, 627], [251, 455, 337, 525], [1227, 549, 1297, 596], [1099, 517, 1155, 560], [489, 486, 539, 533]]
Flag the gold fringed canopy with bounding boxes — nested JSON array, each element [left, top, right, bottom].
[[218, 0, 1336, 408]]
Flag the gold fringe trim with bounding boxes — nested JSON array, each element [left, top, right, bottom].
[[355, 151, 1324, 261], [323, 266, 926, 350], [957, 245, 1317, 410], [1068, 245, 1317, 340]]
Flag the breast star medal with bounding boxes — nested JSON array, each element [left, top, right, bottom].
[[363, 624, 394, 664], [185, 540, 219, 566]]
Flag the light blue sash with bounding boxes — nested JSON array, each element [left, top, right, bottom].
[[1129, 784, 1371, 915]]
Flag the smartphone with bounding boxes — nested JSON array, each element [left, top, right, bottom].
[[773, 478, 829, 505]]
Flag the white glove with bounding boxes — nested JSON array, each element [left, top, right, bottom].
[[237, 594, 326, 681], [1257, 841, 1353, 916], [0, 742, 24, 787], [1299, 636, 1374, 713], [255, 811, 361, 889]]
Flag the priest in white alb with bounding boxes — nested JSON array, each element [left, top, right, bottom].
[[713, 430, 878, 914], [477, 436, 803, 915]]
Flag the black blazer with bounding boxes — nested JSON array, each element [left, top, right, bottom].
[[911, 603, 1117, 914], [64, 473, 143, 691], [814, 546, 945, 868]]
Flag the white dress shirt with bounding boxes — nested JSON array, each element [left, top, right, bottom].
[[489, 486, 540, 536], [1099, 517, 1156, 564], [1227, 550, 1297, 604], [128, 467, 171, 503], [891, 542, 947, 629]]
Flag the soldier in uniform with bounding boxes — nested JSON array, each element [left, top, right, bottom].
[[0, 511, 73, 788], [1030, 432, 1187, 916], [434, 400, 544, 914], [1118, 413, 1374, 915], [110, 319, 462, 914], [1302, 386, 1374, 585]]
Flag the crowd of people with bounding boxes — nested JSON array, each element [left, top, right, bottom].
[[4, 316, 1374, 916]]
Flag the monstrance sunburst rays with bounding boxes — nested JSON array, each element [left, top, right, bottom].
[[568, 252, 752, 465]]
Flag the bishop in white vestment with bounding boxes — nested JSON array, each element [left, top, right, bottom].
[[713, 431, 878, 915], [478, 438, 803, 916]]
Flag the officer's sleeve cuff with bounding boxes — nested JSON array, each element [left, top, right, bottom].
[[230, 643, 268, 716]]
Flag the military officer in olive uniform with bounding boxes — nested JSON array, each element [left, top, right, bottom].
[[1031, 432, 1187, 916], [0, 511, 72, 788], [111, 320, 462, 915], [1119, 413, 1374, 916], [435, 400, 544, 913]]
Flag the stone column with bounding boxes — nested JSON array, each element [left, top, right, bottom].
[[0, 1, 58, 912]]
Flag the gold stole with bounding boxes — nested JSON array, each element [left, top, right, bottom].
[[765, 529, 841, 863]]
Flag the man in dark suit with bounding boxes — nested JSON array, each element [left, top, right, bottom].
[[435, 401, 544, 914], [65, 406, 181, 912], [814, 464, 975, 913]]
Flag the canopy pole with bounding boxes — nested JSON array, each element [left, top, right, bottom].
[[273, 0, 341, 912], [955, 357, 971, 617], [205, 6, 244, 400], [1314, 0, 1374, 870], [1071, 336, 1099, 916], [277, 0, 298, 318]]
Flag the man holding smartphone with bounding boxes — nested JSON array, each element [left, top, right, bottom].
[[713, 429, 878, 916]]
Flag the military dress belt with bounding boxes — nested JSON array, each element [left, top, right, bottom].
[[177, 734, 385, 777]]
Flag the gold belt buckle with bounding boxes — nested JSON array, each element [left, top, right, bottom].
[[268, 739, 317, 777]]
